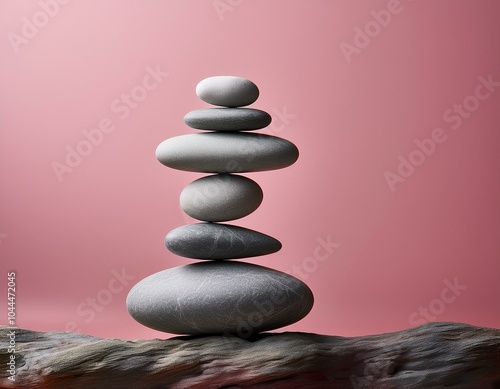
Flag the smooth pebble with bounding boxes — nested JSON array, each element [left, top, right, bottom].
[[126, 261, 314, 335], [184, 108, 271, 131], [166, 223, 281, 259], [180, 174, 262, 222], [156, 133, 299, 173], [196, 76, 259, 107]]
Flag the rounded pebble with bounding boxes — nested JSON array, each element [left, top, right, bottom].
[[196, 76, 259, 107], [166, 223, 282, 259], [184, 108, 272, 131], [180, 174, 262, 222], [126, 261, 314, 335], [156, 133, 299, 173]]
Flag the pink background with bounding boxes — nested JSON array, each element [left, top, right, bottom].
[[1, 0, 499, 340]]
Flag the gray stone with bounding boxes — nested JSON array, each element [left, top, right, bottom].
[[165, 223, 282, 259], [184, 108, 272, 131], [156, 133, 299, 173], [126, 261, 314, 335], [196, 76, 259, 107], [180, 174, 262, 222]]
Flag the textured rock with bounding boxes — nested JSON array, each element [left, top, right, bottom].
[[126, 261, 314, 335], [166, 223, 282, 259], [2, 322, 499, 389], [196, 76, 259, 107], [184, 108, 272, 131], [180, 174, 263, 222], [156, 132, 299, 173]]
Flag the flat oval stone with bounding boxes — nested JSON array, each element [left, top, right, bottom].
[[180, 174, 262, 222], [156, 133, 299, 173], [196, 76, 259, 107], [126, 261, 314, 335], [166, 223, 281, 259], [184, 108, 272, 131]]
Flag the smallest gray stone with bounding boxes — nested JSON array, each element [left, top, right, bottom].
[[196, 76, 259, 107], [184, 108, 272, 131]]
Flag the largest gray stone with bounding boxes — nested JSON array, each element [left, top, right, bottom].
[[156, 133, 299, 173], [180, 174, 263, 222], [165, 223, 282, 259], [184, 108, 272, 131], [126, 261, 314, 336]]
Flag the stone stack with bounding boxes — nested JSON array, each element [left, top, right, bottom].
[[126, 76, 313, 337]]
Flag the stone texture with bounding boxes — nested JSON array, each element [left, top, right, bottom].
[[184, 108, 272, 131], [156, 132, 299, 173], [165, 223, 282, 259], [180, 174, 263, 222], [3, 322, 499, 389], [126, 261, 314, 335], [196, 76, 259, 107]]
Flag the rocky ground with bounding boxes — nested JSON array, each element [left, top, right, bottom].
[[0, 322, 499, 389]]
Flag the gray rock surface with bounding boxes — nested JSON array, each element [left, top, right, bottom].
[[166, 223, 282, 259], [156, 132, 299, 173], [184, 108, 272, 131], [180, 174, 263, 222], [196, 76, 259, 107], [126, 261, 314, 335], [2, 322, 499, 389]]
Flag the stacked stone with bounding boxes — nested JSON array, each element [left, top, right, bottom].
[[126, 76, 314, 337]]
